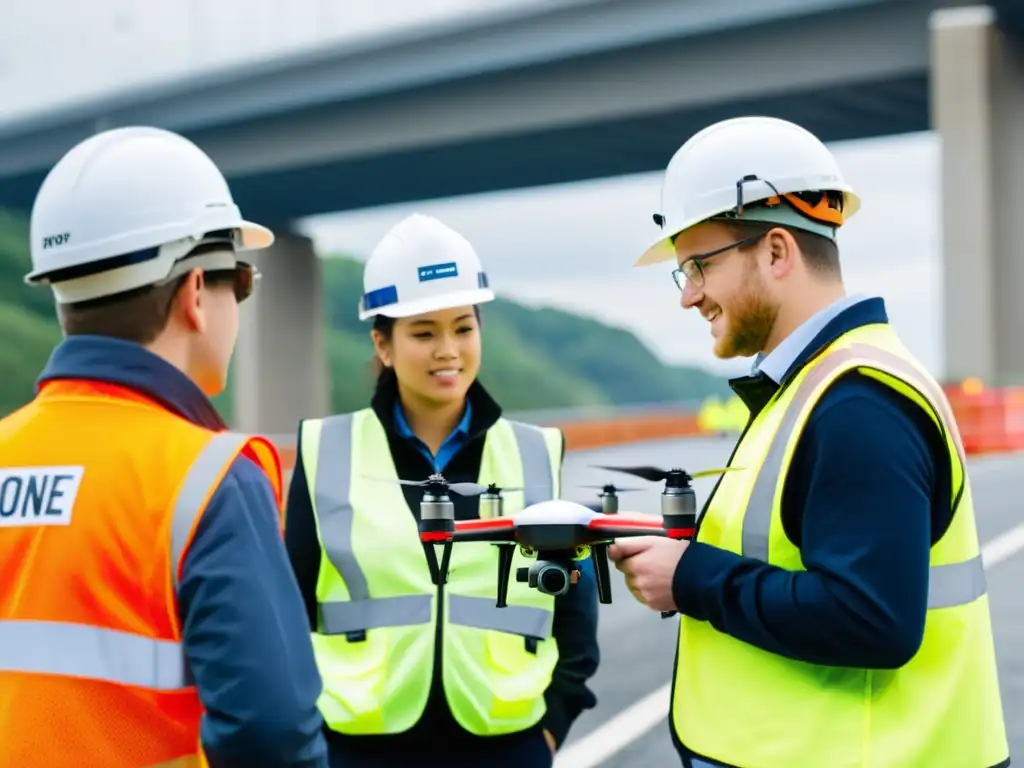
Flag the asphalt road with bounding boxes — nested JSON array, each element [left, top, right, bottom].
[[549, 435, 1024, 768]]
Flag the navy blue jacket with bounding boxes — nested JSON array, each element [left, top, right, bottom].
[[37, 336, 329, 768], [284, 371, 600, 766], [670, 298, 953, 763]]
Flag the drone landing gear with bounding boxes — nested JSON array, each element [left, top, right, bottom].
[[423, 540, 453, 586], [591, 542, 613, 605], [495, 543, 516, 607]]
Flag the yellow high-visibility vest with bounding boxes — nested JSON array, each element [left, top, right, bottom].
[[672, 322, 1009, 767], [298, 409, 563, 737]]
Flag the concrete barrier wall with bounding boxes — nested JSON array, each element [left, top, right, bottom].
[[553, 412, 703, 452]]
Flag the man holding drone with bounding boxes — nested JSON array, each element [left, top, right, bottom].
[[609, 116, 1009, 767]]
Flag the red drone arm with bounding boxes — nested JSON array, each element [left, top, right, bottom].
[[449, 517, 517, 543], [586, 513, 693, 540], [586, 514, 665, 531]]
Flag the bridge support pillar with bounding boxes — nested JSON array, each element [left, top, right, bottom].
[[233, 229, 331, 440], [931, 6, 1024, 386]]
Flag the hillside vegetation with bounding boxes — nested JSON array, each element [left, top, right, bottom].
[[0, 209, 728, 420]]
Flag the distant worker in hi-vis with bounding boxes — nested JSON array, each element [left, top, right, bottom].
[[608, 116, 1009, 767], [284, 213, 600, 768], [0, 127, 329, 768]]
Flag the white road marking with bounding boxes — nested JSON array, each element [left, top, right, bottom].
[[982, 522, 1024, 568], [553, 683, 672, 768], [554, 523, 1024, 768]]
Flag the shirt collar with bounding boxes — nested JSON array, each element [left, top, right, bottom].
[[393, 399, 473, 443], [36, 335, 228, 431], [752, 293, 872, 384]]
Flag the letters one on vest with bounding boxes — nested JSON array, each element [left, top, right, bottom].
[[671, 325, 1009, 768], [0, 380, 283, 768], [300, 409, 564, 737]]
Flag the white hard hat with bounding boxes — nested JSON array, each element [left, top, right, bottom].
[[358, 213, 495, 321], [636, 116, 861, 267], [26, 126, 274, 304]]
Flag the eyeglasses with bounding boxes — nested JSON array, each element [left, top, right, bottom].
[[670, 231, 769, 291], [203, 262, 260, 303]]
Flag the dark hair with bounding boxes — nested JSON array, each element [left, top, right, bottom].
[[56, 240, 237, 344], [58, 278, 185, 344], [723, 202, 842, 279], [370, 305, 483, 391]]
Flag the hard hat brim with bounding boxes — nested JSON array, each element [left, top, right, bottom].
[[634, 237, 677, 268], [236, 220, 275, 250], [633, 185, 863, 269], [359, 287, 495, 322]]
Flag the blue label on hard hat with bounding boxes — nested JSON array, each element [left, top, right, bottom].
[[418, 262, 459, 282], [362, 284, 399, 310]]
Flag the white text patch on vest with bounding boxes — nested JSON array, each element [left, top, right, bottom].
[[0, 467, 84, 526]]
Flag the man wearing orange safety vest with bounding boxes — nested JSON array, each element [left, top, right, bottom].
[[0, 127, 329, 767]]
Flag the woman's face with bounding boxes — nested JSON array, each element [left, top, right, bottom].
[[373, 305, 481, 409]]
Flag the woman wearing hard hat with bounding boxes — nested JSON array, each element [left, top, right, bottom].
[[284, 213, 600, 768]]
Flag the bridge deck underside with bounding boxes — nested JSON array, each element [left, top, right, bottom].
[[0, 72, 928, 221]]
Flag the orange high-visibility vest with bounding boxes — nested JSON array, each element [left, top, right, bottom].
[[0, 379, 283, 768]]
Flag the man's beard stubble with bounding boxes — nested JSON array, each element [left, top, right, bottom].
[[714, 267, 780, 359]]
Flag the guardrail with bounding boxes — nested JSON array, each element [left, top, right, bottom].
[[266, 384, 1024, 473], [267, 398, 731, 472]]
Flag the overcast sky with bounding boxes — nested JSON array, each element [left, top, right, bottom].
[[1, 0, 944, 378]]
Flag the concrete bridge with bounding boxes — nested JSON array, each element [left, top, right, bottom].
[[1, 0, 1021, 433]]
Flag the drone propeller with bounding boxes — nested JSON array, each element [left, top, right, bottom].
[[592, 464, 743, 483], [362, 473, 449, 489], [447, 481, 532, 497], [362, 474, 533, 497], [578, 483, 646, 493], [392, 477, 439, 487]]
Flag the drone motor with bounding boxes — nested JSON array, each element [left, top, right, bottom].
[[598, 486, 618, 515], [660, 475, 699, 539], [578, 482, 645, 515], [419, 487, 456, 539], [479, 483, 504, 520]]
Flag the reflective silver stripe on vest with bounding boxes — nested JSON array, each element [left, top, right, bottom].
[[314, 414, 555, 638], [315, 413, 369, 604], [321, 594, 433, 633], [448, 594, 554, 637], [507, 419, 554, 506], [740, 343, 985, 610], [170, 431, 254, 592], [0, 619, 189, 689], [0, 432, 248, 690]]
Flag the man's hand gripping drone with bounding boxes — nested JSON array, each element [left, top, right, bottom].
[[391, 464, 740, 608]]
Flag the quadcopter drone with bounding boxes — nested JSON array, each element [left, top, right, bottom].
[[370, 464, 741, 608]]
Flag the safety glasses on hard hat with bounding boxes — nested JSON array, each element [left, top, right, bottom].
[[671, 230, 768, 291], [203, 261, 260, 303]]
